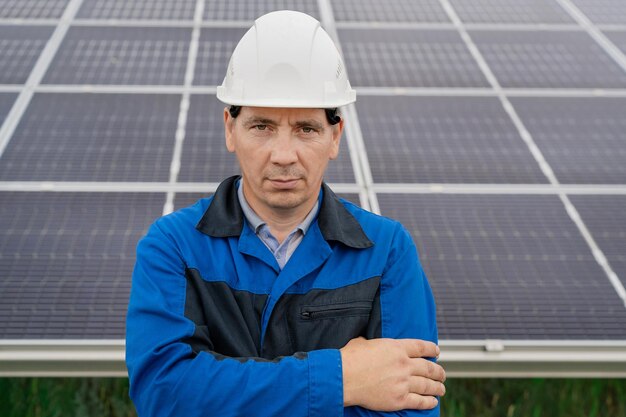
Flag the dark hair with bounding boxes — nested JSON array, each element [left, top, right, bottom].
[[229, 105, 341, 125]]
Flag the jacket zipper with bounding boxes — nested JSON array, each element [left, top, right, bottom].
[[300, 301, 372, 320]]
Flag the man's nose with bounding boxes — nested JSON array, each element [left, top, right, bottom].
[[270, 131, 298, 165]]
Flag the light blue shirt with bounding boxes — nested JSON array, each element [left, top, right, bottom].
[[237, 182, 319, 269]]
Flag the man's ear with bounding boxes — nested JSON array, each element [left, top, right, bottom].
[[329, 118, 344, 160], [224, 107, 236, 153]]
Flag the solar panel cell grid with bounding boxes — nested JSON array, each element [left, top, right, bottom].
[[338, 29, 489, 88], [193, 28, 247, 86], [0, 192, 164, 339], [203, 0, 319, 21], [471, 30, 626, 88], [0, 26, 54, 85], [449, 0, 574, 24], [378, 193, 626, 340], [511, 97, 626, 184], [332, 0, 449, 23], [570, 196, 626, 289], [76, 0, 197, 20], [570, 0, 626, 25], [0, 94, 16, 124], [605, 31, 626, 55], [0, 93, 181, 182], [0, 0, 69, 19], [357, 96, 548, 184], [42, 27, 191, 85], [178, 95, 241, 182]]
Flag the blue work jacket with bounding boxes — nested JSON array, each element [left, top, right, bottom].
[[126, 175, 439, 417]]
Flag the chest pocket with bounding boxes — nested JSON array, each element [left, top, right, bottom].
[[300, 301, 372, 320], [263, 276, 382, 357]]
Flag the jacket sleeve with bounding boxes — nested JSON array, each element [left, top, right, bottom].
[[345, 224, 440, 417], [126, 220, 344, 417]]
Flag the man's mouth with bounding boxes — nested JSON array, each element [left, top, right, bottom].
[[268, 178, 300, 189]]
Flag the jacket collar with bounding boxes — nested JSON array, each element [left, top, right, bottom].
[[196, 175, 373, 249]]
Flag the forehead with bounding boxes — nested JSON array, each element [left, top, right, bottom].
[[240, 106, 326, 122]]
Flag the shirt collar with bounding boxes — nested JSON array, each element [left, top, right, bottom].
[[236, 180, 319, 236], [196, 175, 373, 249]]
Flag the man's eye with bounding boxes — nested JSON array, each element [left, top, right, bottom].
[[254, 125, 267, 131], [301, 127, 316, 134]]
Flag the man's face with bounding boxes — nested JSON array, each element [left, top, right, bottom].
[[224, 106, 343, 215]]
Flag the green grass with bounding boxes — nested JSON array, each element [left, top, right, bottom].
[[1, 378, 625, 417]]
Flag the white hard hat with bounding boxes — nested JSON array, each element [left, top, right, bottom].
[[216, 10, 356, 108]]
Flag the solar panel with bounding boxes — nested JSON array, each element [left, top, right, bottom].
[[511, 97, 626, 184], [0, 26, 53, 85], [470, 30, 626, 88], [0, 0, 69, 19], [338, 29, 489, 88], [357, 95, 547, 184], [570, 196, 626, 289], [76, 0, 197, 20], [42, 27, 191, 85], [0, 94, 16, 123], [570, 0, 626, 25], [332, 0, 449, 23], [1, 0, 626, 362], [193, 28, 247, 86], [449, 0, 574, 24], [203, 0, 319, 21], [606, 31, 626, 55], [378, 193, 626, 340], [0, 93, 181, 181], [178, 94, 241, 182], [0, 192, 164, 339]]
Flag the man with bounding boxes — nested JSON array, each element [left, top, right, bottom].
[[126, 10, 445, 417]]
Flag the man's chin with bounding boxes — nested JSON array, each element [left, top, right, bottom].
[[265, 191, 309, 210]]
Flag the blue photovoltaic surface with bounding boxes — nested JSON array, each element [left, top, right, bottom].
[[357, 95, 548, 184], [332, 0, 449, 23], [570, 0, 626, 25], [338, 29, 490, 88], [0, 26, 54, 85], [0, 93, 181, 182], [378, 193, 626, 340], [43, 27, 191, 85], [193, 28, 247, 86], [0, 94, 17, 124], [570, 196, 626, 290], [0, 0, 625, 342], [178, 94, 241, 182], [0, 192, 164, 338], [450, 0, 574, 24], [0, 0, 69, 19], [606, 31, 626, 56], [203, 0, 320, 21], [471, 30, 626, 88], [511, 97, 626, 184], [76, 0, 197, 20]]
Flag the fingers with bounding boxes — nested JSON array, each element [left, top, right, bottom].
[[411, 357, 446, 383], [404, 393, 439, 410], [409, 376, 446, 397], [398, 339, 439, 359]]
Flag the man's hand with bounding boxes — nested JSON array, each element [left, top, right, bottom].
[[340, 337, 446, 411]]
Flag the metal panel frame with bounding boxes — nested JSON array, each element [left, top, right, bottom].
[[2, 339, 626, 378]]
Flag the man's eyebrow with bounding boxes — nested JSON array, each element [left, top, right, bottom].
[[293, 119, 325, 131], [242, 117, 278, 128]]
